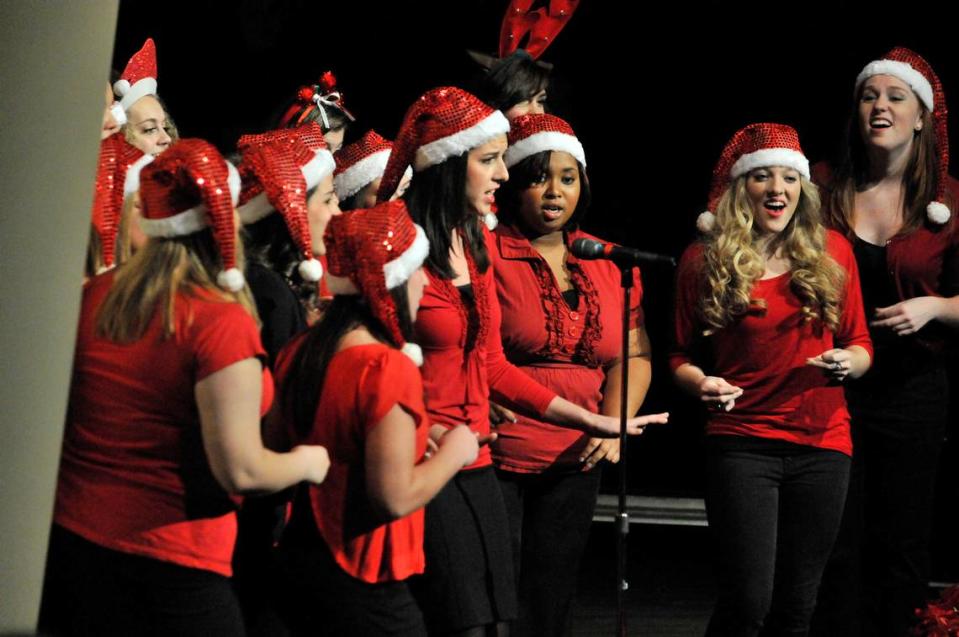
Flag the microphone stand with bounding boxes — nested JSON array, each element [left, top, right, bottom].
[[615, 259, 635, 637]]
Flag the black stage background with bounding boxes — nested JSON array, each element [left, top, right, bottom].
[[112, 0, 959, 580]]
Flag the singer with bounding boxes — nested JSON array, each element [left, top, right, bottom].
[[670, 123, 872, 636], [489, 114, 654, 636]]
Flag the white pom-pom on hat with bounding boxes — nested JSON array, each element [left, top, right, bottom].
[[298, 257, 324, 282], [217, 267, 246, 292], [927, 201, 951, 224], [113, 78, 131, 97], [402, 342, 424, 367], [696, 211, 716, 233], [484, 213, 498, 231]]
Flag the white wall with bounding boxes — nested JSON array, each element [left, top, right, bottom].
[[0, 1, 119, 631]]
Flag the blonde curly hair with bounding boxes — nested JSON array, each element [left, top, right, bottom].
[[699, 174, 844, 334]]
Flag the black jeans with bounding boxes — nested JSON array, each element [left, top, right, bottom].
[[38, 524, 245, 637], [811, 366, 948, 637], [496, 467, 602, 637], [704, 437, 850, 637]]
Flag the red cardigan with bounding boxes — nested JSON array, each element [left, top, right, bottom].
[[413, 227, 557, 471], [812, 162, 959, 354], [669, 230, 873, 455]]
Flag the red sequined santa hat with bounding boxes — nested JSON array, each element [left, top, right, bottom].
[[137, 139, 245, 291], [90, 133, 154, 270], [279, 71, 356, 130], [697, 123, 809, 233], [333, 130, 412, 201], [504, 113, 585, 168], [235, 122, 335, 282], [376, 86, 510, 229], [112, 38, 158, 119], [324, 200, 429, 365], [855, 47, 951, 224]]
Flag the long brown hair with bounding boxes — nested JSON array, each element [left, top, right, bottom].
[[700, 175, 844, 334], [825, 86, 943, 235], [96, 229, 257, 342]]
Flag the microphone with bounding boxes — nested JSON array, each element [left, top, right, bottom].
[[570, 238, 676, 267]]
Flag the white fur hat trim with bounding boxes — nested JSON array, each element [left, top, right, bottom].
[[856, 59, 935, 111], [414, 111, 510, 171], [730, 148, 809, 180], [334, 149, 391, 200], [504, 131, 586, 168]]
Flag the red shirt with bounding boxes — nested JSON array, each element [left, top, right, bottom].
[[55, 272, 271, 577], [275, 340, 429, 583], [414, 228, 557, 470], [489, 226, 644, 472], [669, 231, 873, 455], [813, 162, 959, 353]]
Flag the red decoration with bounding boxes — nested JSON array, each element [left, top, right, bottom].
[[318, 71, 337, 92], [499, 0, 580, 60], [913, 585, 959, 636], [298, 86, 315, 103]]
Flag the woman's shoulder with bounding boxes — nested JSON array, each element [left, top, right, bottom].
[[824, 228, 855, 263], [334, 341, 418, 376]]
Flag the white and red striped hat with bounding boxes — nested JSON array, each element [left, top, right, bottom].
[[856, 47, 950, 224], [137, 139, 245, 291], [235, 122, 334, 282], [504, 113, 585, 168], [698, 123, 809, 232]]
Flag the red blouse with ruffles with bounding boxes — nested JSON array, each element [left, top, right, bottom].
[[489, 226, 644, 472]]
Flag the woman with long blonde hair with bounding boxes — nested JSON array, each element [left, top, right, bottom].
[[671, 123, 872, 636], [40, 139, 329, 636]]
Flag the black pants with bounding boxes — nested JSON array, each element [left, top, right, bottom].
[[496, 467, 602, 637], [704, 437, 850, 637], [38, 524, 245, 637], [812, 366, 948, 637]]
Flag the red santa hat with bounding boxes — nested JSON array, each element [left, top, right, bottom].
[[279, 70, 356, 130], [376, 86, 510, 230], [235, 122, 334, 282], [504, 113, 585, 168], [698, 123, 809, 233], [333, 130, 398, 201], [324, 200, 429, 365], [137, 139, 245, 291], [90, 133, 154, 269], [855, 47, 950, 224], [113, 38, 158, 116]]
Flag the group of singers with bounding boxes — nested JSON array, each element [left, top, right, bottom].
[[35, 27, 959, 637]]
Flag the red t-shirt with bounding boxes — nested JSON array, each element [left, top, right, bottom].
[[669, 231, 873, 455], [413, 228, 557, 470], [489, 226, 644, 472], [275, 340, 429, 583], [55, 272, 271, 577]]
